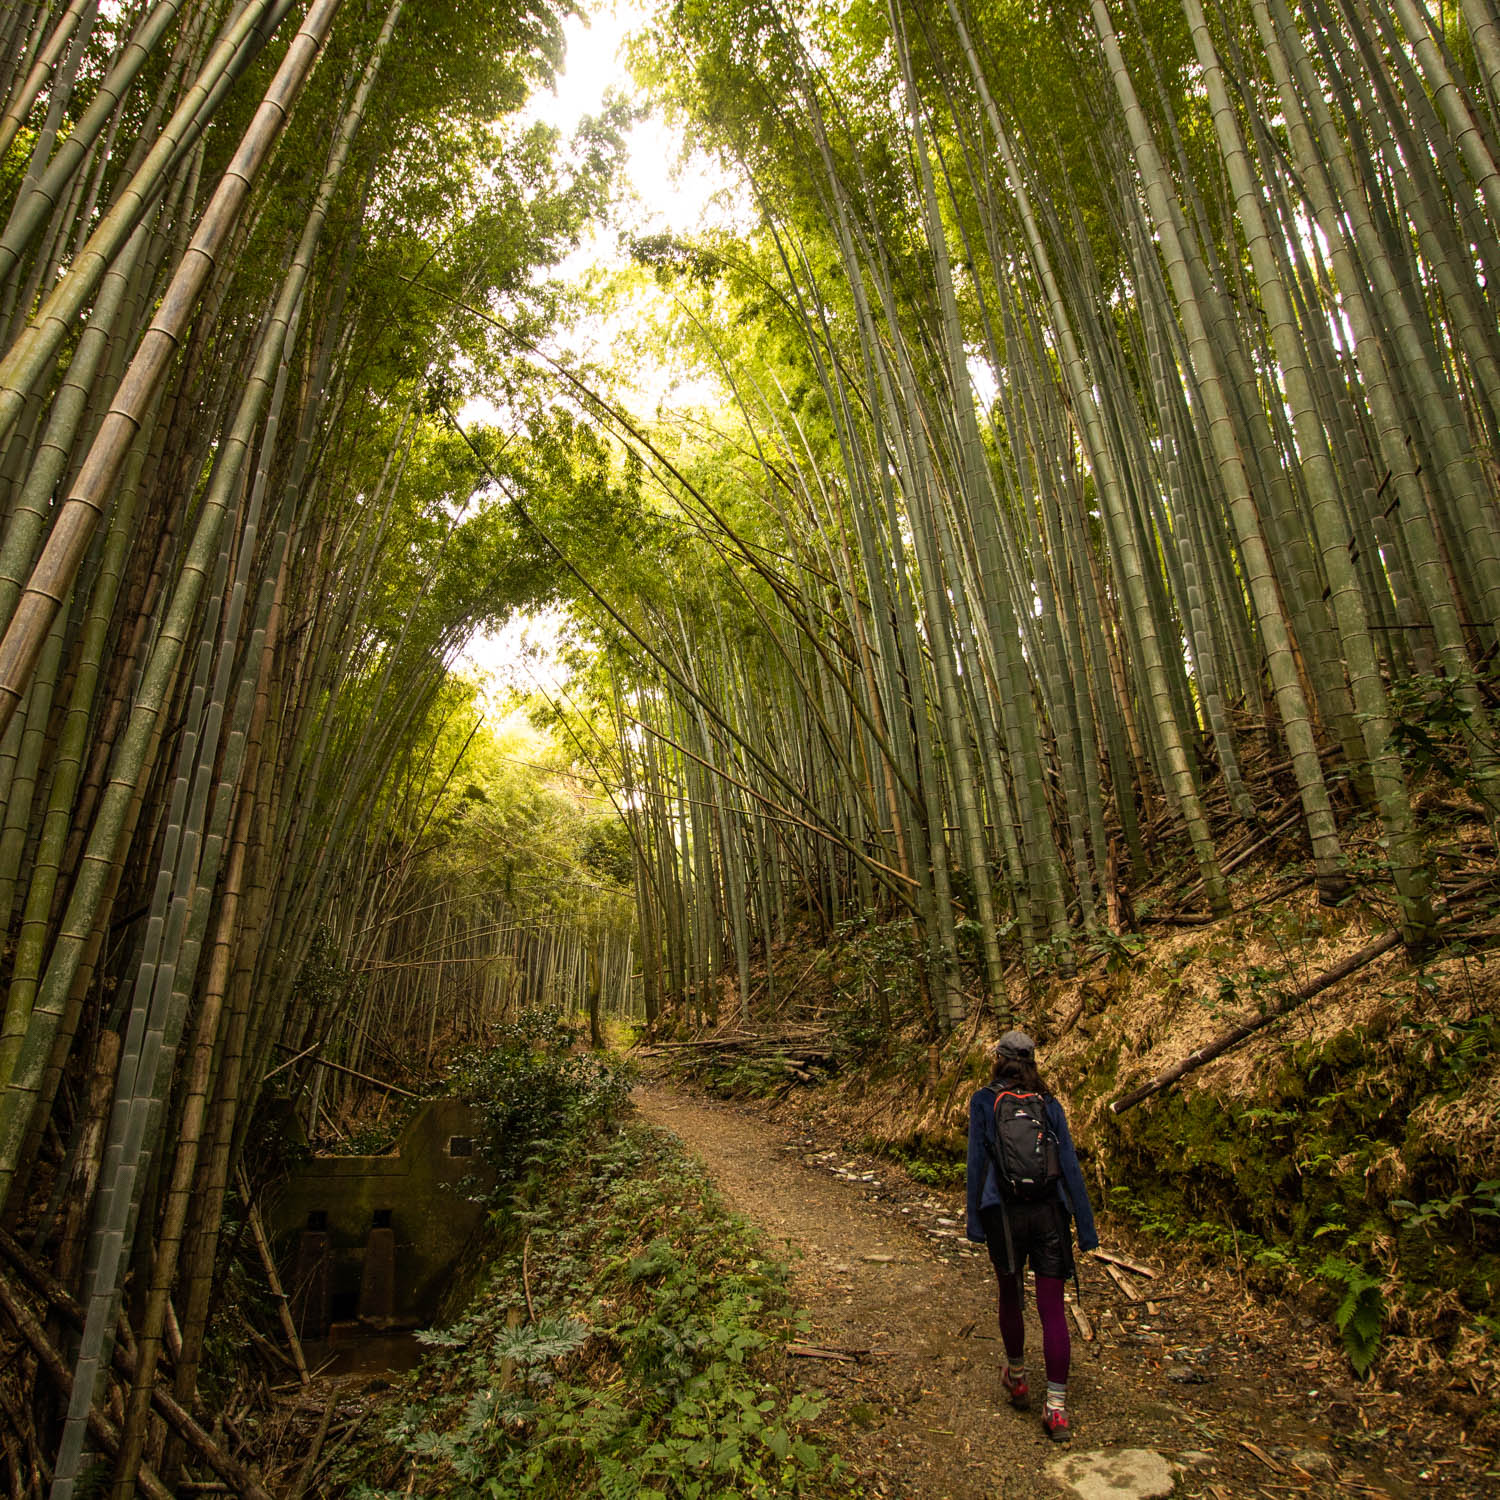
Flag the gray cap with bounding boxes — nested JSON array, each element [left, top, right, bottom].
[[995, 1029, 1036, 1061]]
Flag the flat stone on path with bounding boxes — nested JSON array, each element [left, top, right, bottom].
[[1047, 1448, 1177, 1499]]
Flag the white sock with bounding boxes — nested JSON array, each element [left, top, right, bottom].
[[1045, 1382, 1067, 1412]]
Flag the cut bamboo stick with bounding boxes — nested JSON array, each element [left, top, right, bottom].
[[1092, 1249, 1158, 1279]]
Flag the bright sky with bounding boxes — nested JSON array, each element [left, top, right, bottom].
[[460, 0, 752, 699], [531, 1, 750, 254]]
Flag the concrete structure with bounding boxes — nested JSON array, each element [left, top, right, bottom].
[[266, 1097, 492, 1336]]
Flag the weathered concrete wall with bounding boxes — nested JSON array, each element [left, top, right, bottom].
[[266, 1098, 493, 1330]]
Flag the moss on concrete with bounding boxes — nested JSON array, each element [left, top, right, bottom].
[[266, 1098, 495, 1326]]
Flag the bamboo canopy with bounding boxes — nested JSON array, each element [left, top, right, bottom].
[[1, 0, 1500, 1491]]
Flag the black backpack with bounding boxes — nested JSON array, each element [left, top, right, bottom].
[[986, 1088, 1061, 1202]]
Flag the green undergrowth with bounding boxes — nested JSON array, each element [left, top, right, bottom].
[[339, 1122, 844, 1499], [693, 1051, 804, 1100], [448, 1007, 637, 1182], [1080, 986, 1500, 1406], [872, 1139, 964, 1188]]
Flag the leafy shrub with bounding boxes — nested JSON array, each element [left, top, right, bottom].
[[447, 1008, 636, 1181], [889, 1145, 963, 1188], [345, 1126, 839, 1499]]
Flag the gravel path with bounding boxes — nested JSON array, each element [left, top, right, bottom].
[[634, 1082, 1467, 1499]]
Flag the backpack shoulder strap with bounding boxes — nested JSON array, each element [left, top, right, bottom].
[[979, 1087, 1004, 1163]]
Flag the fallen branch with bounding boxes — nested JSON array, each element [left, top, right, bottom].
[[0, 1271, 172, 1500], [787, 1342, 876, 1362], [1108, 928, 1403, 1114], [1143, 869, 1317, 929], [1175, 811, 1303, 905], [0, 1228, 274, 1500], [1246, 871, 1315, 908]]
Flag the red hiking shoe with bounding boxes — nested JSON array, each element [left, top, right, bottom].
[[1042, 1405, 1071, 1442], [1001, 1366, 1030, 1410]]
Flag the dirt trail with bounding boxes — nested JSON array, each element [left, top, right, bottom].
[[634, 1083, 1470, 1499]]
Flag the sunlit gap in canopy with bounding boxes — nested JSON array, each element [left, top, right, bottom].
[[460, 0, 756, 695]]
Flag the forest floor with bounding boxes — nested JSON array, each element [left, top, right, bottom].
[[634, 1079, 1490, 1499]]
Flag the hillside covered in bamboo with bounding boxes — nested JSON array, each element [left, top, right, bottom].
[[0, 0, 1498, 1494]]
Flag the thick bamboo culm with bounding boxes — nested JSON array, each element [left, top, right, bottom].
[[2, 0, 1500, 1491]]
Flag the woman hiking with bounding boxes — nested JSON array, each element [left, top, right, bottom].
[[965, 1029, 1098, 1441]]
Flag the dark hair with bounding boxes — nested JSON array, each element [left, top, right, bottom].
[[989, 1054, 1050, 1096]]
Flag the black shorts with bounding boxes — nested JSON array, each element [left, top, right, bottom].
[[980, 1199, 1074, 1280]]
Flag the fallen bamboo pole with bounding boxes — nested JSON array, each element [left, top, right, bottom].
[[0, 1229, 274, 1500], [787, 1342, 877, 1362], [237, 1165, 310, 1384], [0, 1271, 173, 1500], [1108, 929, 1403, 1113]]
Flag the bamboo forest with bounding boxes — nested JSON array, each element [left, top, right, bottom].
[[0, 0, 1497, 1494]]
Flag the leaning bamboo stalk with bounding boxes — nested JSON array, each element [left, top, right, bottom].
[[0, 392, 158, 1094], [0, 218, 149, 637], [0, 0, 94, 162], [0, 0, 284, 443], [0, 0, 339, 736], [0, 0, 189, 285], [1180, 0, 1436, 941], [237, 1165, 311, 1383], [59, 43, 398, 1498], [1090, 0, 1349, 904]]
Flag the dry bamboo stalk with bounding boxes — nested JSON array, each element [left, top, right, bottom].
[[0, 1271, 172, 1500], [236, 1165, 310, 1385]]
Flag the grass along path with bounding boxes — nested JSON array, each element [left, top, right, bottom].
[[634, 1081, 1480, 1499]]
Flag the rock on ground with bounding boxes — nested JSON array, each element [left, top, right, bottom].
[[1046, 1448, 1177, 1499]]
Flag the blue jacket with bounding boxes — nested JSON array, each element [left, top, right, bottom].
[[965, 1087, 1098, 1251]]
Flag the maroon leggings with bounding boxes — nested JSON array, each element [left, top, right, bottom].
[[996, 1271, 1070, 1385]]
